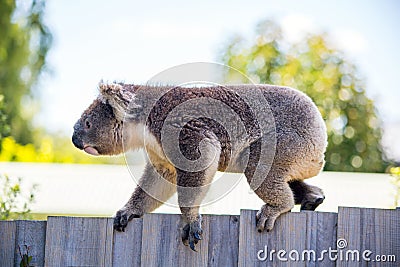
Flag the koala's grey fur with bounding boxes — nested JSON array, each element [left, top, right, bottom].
[[72, 82, 327, 251]]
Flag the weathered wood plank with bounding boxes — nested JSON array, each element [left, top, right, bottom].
[[337, 207, 400, 267], [206, 215, 240, 267], [13, 220, 47, 267], [336, 206, 361, 267], [112, 217, 143, 267], [0, 220, 16, 266], [372, 208, 400, 266], [238, 210, 307, 267], [238, 210, 338, 267], [105, 218, 114, 266], [140, 213, 210, 266], [304, 211, 337, 267], [44, 217, 113, 266]]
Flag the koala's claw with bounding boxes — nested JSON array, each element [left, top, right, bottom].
[[181, 222, 203, 252], [113, 210, 140, 232], [256, 213, 276, 233], [193, 232, 202, 240]]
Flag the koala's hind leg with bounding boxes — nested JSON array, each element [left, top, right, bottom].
[[114, 162, 176, 232], [288, 180, 325, 211], [246, 167, 295, 233]]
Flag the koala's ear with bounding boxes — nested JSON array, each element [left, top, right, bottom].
[[99, 82, 140, 121]]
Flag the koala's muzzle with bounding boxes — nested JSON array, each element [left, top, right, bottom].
[[72, 132, 84, 150], [72, 127, 100, 156]]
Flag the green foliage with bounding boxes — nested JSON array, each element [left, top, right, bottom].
[[0, 174, 36, 220], [0, 135, 125, 164], [20, 254, 33, 267], [0, 0, 52, 145], [18, 245, 33, 267], [219, 20, 387, 172], [0, 94, 10, 141]]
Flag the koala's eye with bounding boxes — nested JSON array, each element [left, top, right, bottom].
[[85, 119, 91, 130]]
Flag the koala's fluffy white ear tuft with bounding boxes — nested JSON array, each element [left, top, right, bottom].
[[98, 82, 140, 121]]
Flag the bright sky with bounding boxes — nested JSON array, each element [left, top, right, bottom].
[[37, 0, 400, 158]]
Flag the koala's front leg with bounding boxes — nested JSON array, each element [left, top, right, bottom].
[[177, 165, 217, 251], [114, 162, 176, 231], [177, 142, 220, 251]]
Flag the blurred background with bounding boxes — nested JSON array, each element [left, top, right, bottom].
[[0, 0, 399, 219]]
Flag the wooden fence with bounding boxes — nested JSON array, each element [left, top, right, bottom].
[[0, 207, 399, 267]]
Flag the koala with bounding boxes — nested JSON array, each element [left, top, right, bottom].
[[72, 82, 327, 251]]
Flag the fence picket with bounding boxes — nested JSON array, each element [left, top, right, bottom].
[[0, 221, 16, 266], [337, 207, 400, 267], [112, 217, 143, 267], [13, 220, 47, 266], [140, 213, 209, 266], [44, 216, 113, 266]]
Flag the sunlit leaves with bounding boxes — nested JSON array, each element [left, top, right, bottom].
[[0, 95, 10, 141]]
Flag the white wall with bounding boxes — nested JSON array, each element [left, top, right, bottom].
[[0, 162, 397, 216]]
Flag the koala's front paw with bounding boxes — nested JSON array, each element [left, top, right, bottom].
[[256, 204, 284, 233], [113, 209, 141, 232], [181, 221, 203, 251]]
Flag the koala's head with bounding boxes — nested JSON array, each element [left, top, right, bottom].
[[72, 83, 139, 156]]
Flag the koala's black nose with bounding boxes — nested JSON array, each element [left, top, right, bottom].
[[72, 133, 84, 149]]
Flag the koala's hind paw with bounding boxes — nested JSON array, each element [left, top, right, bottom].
[[301, 196, 325, 211], [113, 209, 141, 232], [181, 221, 203, 251]]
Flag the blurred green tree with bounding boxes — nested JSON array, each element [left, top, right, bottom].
[[0, 94, 10, 141], [0, 0, 52, 145], [220, 20, 387, 172]]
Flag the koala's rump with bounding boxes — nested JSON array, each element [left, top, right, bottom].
[[228, 85, 327, 179]]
